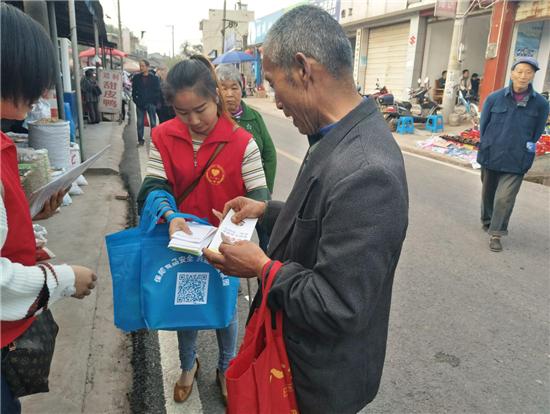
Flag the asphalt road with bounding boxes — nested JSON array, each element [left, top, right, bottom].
[[131, 109, 550, 413]]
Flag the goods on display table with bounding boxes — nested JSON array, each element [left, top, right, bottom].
[[7, 115, 99, 218], [416, 130, 481, 168]]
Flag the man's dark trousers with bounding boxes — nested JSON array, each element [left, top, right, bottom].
[[136, 104, 157, 143], [480, 167, 524, 236]]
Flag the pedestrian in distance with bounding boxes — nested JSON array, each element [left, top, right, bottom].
[[460, 68, 472, 98], [477, 56, 549, 252], [80, 68, 102, 124], [470, 72, 481, 102], [437, 70, 447, 89], [156, 66, 176, 124], [203, 5, 409, 413], [0, 5, 97, 413], [216, 64, 277, 251], [136, 55, 269, 405], [132, 59, 161, 145]]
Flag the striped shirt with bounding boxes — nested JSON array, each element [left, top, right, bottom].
[[146, 137, 267, 193]]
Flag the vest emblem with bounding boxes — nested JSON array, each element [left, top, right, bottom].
[[206, 164, 225, 185]]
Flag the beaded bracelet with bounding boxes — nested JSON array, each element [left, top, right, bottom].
[[41, 262, 59, 286]]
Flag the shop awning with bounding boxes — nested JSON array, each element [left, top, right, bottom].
[[5, 0, 115, 48], [80, 47, 127, 58]]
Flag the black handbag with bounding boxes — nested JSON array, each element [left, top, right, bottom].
[[1, 265, 60, 398], [1, 310, 59, 398]]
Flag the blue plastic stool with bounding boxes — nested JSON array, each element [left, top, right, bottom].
[[425, 114, 444, 133], [396, 116, 414, 134]]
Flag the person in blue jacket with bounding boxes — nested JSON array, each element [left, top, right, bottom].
[[477, 56, 549, 252]]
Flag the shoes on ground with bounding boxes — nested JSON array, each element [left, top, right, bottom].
[[489, 236, 502, 252], [216, 368, 228, 406], [173, 359, 200, 403], [482, 224, 490, 232]]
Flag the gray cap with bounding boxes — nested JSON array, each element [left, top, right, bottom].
[[511, 56, 540, 71]]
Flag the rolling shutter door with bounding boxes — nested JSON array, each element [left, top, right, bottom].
[[364, 22, 410, 99]]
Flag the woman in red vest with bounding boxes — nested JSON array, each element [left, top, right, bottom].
[[1, 5, 97, 412], [137, 55, 269, 405]]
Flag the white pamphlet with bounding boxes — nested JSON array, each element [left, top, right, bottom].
[[168, 223, 217, 256], [28, 145, 110, 217], [208, 209, 258, 253]]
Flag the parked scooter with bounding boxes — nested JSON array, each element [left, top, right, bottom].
[[382, 78, 441, 131]]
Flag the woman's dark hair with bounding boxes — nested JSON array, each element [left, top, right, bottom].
[[164, 55, 232, 122], [140, 59, 150, 67], [1, 3, 56, 106], [462, 69, 470, 75]]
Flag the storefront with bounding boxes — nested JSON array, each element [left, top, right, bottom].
[[506, 18, 550, 92], [480, 1, 550, 104], [420, 12, 491, 93], [364, 22, 410, 98]]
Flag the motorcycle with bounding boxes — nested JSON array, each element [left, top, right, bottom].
[[382, 78, 441, 131]]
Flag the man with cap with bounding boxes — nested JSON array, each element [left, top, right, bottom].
[[477, 56, 549, 252]]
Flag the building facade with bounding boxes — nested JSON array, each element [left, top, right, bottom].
[[342, 0, 492, 100], [200, 4, 254, 58]]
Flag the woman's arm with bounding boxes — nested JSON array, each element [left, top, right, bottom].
[[0, 193, 76, 321], [241, 138, 270, 202]]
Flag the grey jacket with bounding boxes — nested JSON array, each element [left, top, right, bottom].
[[261, 98, 409, 414]]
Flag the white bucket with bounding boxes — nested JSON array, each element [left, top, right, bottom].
[[28, 120, 71, 169]]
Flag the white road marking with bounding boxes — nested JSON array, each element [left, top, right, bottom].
[[159, 331, 203, 414], [276, 148, 303, 165], [401, 150, 480, 175], [276, 144, 480, 176]]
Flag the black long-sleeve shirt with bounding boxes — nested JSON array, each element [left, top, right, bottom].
[[131, 73, 161, 109]]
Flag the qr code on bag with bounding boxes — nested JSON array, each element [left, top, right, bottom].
[[174, 272, 209, 305]]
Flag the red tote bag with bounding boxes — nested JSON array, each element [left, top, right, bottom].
[[143, 111, 150, 127], [226, 261, 299, 414]]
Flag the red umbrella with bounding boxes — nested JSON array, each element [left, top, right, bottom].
[[79, 47, 127, 58]]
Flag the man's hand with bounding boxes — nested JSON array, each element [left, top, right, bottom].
[[217, 197, 267, 224], [203, 237, 270, 278], [70, 265, 98, 299], [33, 189, 67, 220]]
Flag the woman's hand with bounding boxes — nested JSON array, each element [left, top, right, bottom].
[[169, 217, 192, 238], [33, 189, 67, 220], [70, 265, 98, 299]]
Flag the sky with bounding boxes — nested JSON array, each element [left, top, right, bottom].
[[101, 0, 300, 55]]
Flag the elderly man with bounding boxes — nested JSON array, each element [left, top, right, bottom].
[[477, 57, 549, 252], [204, 5, 408, 413]]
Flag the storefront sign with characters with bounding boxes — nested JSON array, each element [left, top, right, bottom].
[[98, 70, 123, 114]]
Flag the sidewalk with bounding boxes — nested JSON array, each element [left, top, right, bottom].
[[245, 96, 550, 184], [21, 120, 132, 414]]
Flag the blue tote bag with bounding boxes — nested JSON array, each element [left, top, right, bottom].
[[140, 222, 240, 330], [105, 226, 147, 332], [106, 190, 239, 332]]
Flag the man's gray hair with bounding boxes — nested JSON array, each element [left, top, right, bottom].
[[215, 64, 242, 89], [263, 5, 353, 79]]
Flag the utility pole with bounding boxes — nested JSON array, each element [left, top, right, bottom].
[[221, 0, 227, 56], [68, 0, 85, 159], [46, 1, 65, 120], [117, 0, 123, 66], [165, 25, 175, 58], [172, 25, 175, 58], [441, 0, 470, 123]]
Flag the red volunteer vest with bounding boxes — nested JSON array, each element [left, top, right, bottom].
[[1, 132, 37, 347], [152, 116, 251, 226]]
